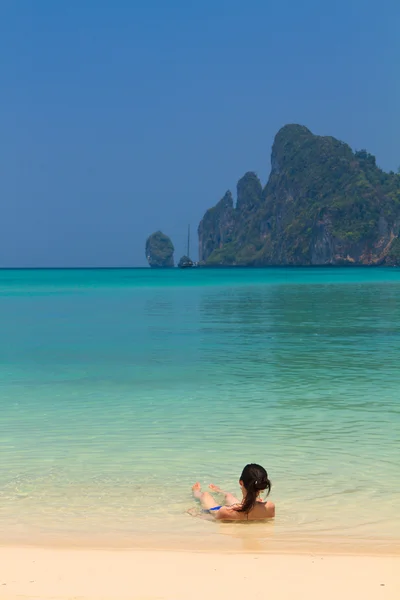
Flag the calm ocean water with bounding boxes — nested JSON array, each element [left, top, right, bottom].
[[0, 268, 399, 551]]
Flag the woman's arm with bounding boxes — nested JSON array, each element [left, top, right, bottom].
[[208, 484, 240, 506]]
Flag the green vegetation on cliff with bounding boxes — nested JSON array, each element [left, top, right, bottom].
[[386, 237, 400, 265], [198, 125, 400, 266], [145, 231, 174, 268]]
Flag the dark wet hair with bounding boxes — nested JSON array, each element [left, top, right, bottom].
[[237, 463, 271, 514]]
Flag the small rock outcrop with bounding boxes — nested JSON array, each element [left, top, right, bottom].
[[145, 231, 174, 268]]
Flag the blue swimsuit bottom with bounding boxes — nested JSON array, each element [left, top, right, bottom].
[[203, 505, 222, 513]]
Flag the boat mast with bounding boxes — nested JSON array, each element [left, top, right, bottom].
[[187, 224, 190, 258]]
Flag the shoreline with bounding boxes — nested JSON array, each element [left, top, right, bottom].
[[1, 531, 400, 556], [0, 546, 398, 600]]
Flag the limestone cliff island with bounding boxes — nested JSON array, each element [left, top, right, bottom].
[[198, 125, 400, 266], [145, 231, 174, 268]]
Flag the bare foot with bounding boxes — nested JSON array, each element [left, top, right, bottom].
[[192, 482, 203, 499], [209, 483, 223, 493]]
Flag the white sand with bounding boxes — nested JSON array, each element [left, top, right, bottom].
[[0, 546, 398, 600]]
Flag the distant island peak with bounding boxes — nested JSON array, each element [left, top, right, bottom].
[[198, 124, 400, 266]]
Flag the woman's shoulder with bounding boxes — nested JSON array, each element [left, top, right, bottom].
[[247, 500, 275, 520], [261, 501, 275, 518], [253, 502, 275, 519]]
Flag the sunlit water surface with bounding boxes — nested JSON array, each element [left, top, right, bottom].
[[0, 268, 399, 552]]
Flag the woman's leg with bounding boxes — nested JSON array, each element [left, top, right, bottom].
[[192, 483, 220, 510], [209, 483, 240, 505]]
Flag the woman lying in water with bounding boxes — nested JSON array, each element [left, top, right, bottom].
[[192, 463, 275, 521]]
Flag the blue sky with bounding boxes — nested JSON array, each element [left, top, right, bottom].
[[0, 0, 399, 266]]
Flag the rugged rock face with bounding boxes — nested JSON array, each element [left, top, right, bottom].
[[385, 237, 400, 266], [145, 231, 174, 268], [198, 124, 400, 266], [198, 191, 234, 262]]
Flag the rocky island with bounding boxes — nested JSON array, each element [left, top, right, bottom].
[[145, 231, 175, 268], [198, 125, 400, 266]]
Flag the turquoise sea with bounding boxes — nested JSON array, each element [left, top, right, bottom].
[[0, 268, 399, 552]]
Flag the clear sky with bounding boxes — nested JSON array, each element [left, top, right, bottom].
[[1, 0, 399, 267]]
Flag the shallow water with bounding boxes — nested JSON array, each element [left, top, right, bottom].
[[0, 268, 399, 551]]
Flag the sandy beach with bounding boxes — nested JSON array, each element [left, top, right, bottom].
[[0, 546, 398, 600]]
